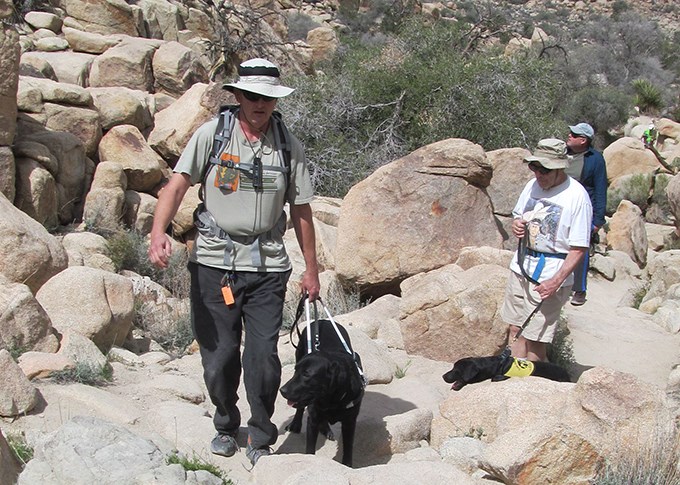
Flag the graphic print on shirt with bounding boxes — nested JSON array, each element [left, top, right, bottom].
[[521, 198, 563, 252]]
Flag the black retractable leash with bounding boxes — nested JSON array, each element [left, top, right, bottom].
[[503, 234, 544, 355]]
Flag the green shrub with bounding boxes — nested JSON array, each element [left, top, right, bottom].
[[592, 432, 680, 485], [464, 426, 486, 440], [650, 173, 672, 215], [631, 284, 649, 309], [611, 0, 630, 18], [395, 359, 412, 378], [283, 17, 566, 197], [282, 283, 364, 332], [7, 432, 33, 465], [50, 362, 113, 386], [107, 230, 190, 299], [547, 313, 575, 369], [167, 452, 232, 484], [287, 12, 322, 41], [3, 339, 28, 360], [135, 301, 193, 357], [606, 173, 652, 215], [632, 78, 664, 114], [563, 86, 632, 140]]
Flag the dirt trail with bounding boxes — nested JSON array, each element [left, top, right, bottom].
[[564, 274, 680, 388]]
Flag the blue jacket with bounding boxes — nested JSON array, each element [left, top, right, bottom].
[[576, 146, 608, 228]]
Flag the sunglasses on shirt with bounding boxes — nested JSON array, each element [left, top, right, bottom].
[[241, 90, 276, 103], [528, 162, 552, 175]]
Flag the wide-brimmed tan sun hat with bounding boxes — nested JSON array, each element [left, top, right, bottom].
[[223, 58, 294, 98], [523, 138, 569, 170]]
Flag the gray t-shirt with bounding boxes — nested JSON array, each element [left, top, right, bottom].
[[174, 115, 314, 271], [565, 153, 585, 180]]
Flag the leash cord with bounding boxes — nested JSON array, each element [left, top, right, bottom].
[[512, 234, 544, 344]]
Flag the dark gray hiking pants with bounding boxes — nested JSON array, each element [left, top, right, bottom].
[[189, 262, 291, 448]]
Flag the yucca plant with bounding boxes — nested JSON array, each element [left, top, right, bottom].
[[632, 79, 663, 114]]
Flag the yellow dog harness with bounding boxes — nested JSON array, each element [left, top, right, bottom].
[[504, 358, 535, 378]]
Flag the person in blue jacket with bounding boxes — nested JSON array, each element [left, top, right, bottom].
[[565, 123, 608, 306]]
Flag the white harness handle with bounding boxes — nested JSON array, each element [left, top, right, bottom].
[[303, 297, 367, 385]]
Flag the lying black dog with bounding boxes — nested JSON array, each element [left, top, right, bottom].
[[280, 319, 365, 467], [443, 351, 571, 391]]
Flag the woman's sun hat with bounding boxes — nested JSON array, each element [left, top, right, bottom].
[[223, 58, 294, 98]]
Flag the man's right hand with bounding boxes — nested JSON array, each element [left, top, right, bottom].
[[148, 232, 172, 269], [512, 218, 527, 239], [147, 173, 192, 269]]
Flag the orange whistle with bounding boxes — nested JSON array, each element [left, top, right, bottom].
[[221, 286, 235, 305]]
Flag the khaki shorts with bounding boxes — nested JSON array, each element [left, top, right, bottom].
[[500, 271, 571, 343]]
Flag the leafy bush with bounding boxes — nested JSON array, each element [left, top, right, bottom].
[[606, 173, 652, 215], [167, 452, 232, 484], [632, 78, 664, 114], [50, 362, 113, 386], [4, 339, 28, 360], [562, 86, 631, 140], [287, 12, 322, 41], [592, 431, 680, 485], [107, 230, 190, 299], [134, 301, 193, 357], [7, 432, 33, 465], [547, 313, 575, 369], [394, 359, 412, 378], [283, 17, 567, 197]]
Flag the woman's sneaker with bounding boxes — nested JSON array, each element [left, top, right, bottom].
[[210, 434, 238, 457]]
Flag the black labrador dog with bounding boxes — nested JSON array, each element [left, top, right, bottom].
[[280, 318, 365, 467], [443, 351, 571, 391]]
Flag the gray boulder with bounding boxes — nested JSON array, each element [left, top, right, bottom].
[[17, 416, 223, 485]]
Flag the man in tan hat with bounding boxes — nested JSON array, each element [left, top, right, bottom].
[[500, 139, 592, 362], [149, 58, 319, 465]]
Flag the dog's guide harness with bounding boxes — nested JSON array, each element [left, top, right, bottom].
[[291, 295, 367, 409]]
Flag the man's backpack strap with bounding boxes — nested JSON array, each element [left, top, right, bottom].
[[271, 111, 291, 189], [201, 105, 239, 201]]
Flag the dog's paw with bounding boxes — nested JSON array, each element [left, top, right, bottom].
[[320, 424, 335, 441], [286, 422, 302, 434]]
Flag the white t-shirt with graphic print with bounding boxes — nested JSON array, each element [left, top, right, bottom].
[[509, 176, 592, 285]]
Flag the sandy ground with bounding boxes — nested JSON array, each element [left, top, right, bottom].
[[564, 274, 680, 388]]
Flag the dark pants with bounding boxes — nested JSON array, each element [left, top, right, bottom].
[[189, 262, 291, 448]]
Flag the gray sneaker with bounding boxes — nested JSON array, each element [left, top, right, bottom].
[[571, 291, 586, 306], [245, 444, 271, 466], [210, 434, 238, 457]]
